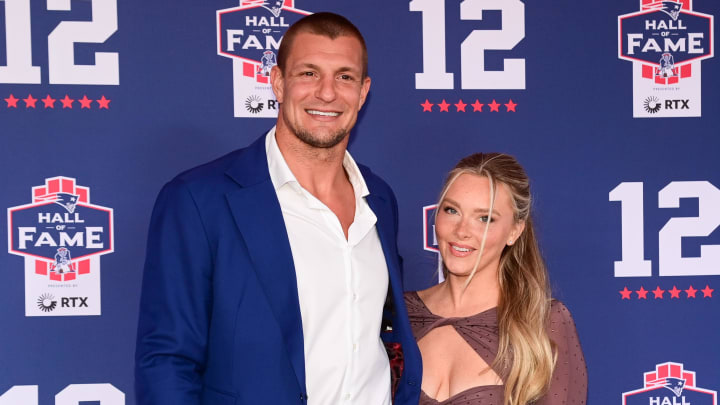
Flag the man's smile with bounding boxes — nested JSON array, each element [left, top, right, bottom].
[[306, 109, 341, 117]]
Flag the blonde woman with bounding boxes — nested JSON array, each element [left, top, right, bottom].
[[405, 153, 587, 405]]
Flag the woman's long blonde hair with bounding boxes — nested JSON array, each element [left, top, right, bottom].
[[437, 153, 555, 405]]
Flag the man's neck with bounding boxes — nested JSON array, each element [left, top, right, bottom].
[[274, 124, 357, 239], [275, 126, 350, 198]]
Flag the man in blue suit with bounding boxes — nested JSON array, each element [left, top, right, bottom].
[[135, 12, 421, 405]]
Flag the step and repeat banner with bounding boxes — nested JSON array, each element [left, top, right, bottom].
[[1, 0, 718, 404]]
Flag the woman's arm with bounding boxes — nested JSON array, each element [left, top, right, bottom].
[[536, 301, 588, 405]]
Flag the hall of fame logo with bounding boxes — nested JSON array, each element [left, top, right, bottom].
[[216, 0, 312, 118], [618, 0, 714, 118], [422, 204, 445, 282], [622, 362, 717, 405], [423, 204, 439, 254], [7, 177, 114, 316]]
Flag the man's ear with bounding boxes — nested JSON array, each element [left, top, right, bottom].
[[270, 65, 284, 103], [358, 76, 371, 109]]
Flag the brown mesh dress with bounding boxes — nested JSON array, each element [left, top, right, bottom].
[[405, 292, 587, 405]]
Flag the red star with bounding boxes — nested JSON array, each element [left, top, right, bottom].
[[96, 95, 111, 109], [60, 95, 74, 109], [668, 286, 681, 299], [652, 286, 665, 299], [685, 285, 698, 298], [41, 95, 56, 109], [454, 99, 467, 112], [438, 99, 450, 112], [635, 286, 648, 299], [421, 99, 433, 112], [23, 94, 37, 108], [471, 99, 483, 112], [505, 99, 517, 112], [5, 94, 19, 108], [701, 284, 714, 298], [619, 287, 632, 300], [78, 95, 92, 109], [488, 99, 500, 112]]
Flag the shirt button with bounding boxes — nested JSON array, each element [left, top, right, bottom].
[[344, 393, 351, 400], [352, 343, 358, 352], [352, 293, 358, 301]]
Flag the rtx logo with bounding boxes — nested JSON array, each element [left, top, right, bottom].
[[244, 95, 277, 114], [643, 97, 689, 113], [37, 294, 57, 312], [61, 297, 89, 308], [665, 99, 690, 109]]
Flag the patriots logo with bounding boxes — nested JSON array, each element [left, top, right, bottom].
[[648, 377, 686, 397], [262, 0, 285, 17], [52, 247, 74, 274], [53, 192, 80, 213], [658, 53, 675, 77], [260, 50, 277, 76], [660, 1, 682, 20], [35, 192, 80, 213]]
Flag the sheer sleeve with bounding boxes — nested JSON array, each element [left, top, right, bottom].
[[536, 301, 588, 405]]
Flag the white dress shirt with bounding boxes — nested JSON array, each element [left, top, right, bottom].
[[266, 128, 392, 405]]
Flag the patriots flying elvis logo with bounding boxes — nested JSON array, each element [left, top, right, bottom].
[[622, 362, 717, 405]]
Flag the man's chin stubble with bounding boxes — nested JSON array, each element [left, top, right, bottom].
[[294, 127, 349, 149]]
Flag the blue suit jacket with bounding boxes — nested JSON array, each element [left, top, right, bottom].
[[135, 135, 421, 405]]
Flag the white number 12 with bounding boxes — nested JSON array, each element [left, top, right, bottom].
[[609, 181, 720, 277], [410, 0, 525, 90], [0, 0, 119, 85]]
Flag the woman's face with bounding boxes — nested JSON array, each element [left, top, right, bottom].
[[435, 173, 525, 277]]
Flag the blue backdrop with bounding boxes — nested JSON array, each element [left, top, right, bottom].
[[2, 0, 718, 404]]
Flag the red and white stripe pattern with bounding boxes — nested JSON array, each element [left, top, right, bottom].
[[31, 177, 91, 282], [644, 362, 696, 389]]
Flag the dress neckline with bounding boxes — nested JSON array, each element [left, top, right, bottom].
[[420, 384, 503, 404], [408, 291, 504, 404], [411, 291, 498, 320]]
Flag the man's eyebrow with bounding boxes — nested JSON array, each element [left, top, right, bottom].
[[295, 63, 360, 74], [336, 66, 361, 73], [297, 63, 321, 71]]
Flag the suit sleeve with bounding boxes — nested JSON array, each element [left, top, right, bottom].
[[388, 184, 405, 281], [537, 301, 588, 405], [135, 179, 214, 405]]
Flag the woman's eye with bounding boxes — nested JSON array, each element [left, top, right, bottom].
[[443, 206, 457, 215]]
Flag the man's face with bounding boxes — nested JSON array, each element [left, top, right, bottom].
[[271, 32, 371, 149]]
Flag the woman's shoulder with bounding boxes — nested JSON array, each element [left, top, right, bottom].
[[405, 282, 439, 299], [549, 299, 576, 322], [403, 290, 418, 302], [548, 299, 581, 339], [403, 290, 423, 313], [404, 284, 442, 315]]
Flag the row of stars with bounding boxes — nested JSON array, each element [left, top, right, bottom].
[[3, 94, 111, 109], [421, 99, 517, 112], [619, 285, 714, 300]]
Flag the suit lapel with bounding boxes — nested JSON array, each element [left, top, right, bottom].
[[364, 181, 404, 317], [225, 136, 306, 392], [366, 194, 399, 276], [366, 176, 424, 401]]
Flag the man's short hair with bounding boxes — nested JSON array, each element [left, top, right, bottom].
[[276, 12, 368, 78]]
